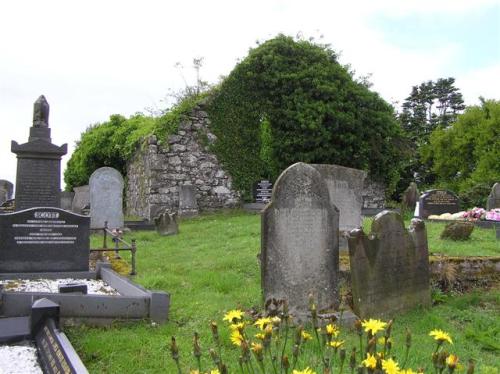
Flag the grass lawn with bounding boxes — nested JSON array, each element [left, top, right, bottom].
[[69, 210, 499, 373]]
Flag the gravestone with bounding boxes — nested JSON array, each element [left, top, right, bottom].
[[11, 96, 67, 211], [348, 211, 431, 318], [486, 183, 500, 210], [418, 189, 460, 219], [254, 180, 273, 203], [0, 179, 14, 205], [0, 207, 90, 273], [154, 212, 179, 236], [261, 162, 339, 317], [178, 184, 199, 217], [60, 191, 75, 211], [89, 167, 124, 229], [71, 185, 89, 214], [402, 182, 419, 211]]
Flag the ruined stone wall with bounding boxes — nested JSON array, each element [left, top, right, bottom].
[[125, 104, 240, 220]]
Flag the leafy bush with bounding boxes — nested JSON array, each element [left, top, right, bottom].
[[207, 35, 406, 200]]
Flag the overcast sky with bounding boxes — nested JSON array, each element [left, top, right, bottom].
[[1, 0, 499, 189]]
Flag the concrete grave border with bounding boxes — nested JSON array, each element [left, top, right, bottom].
[[0, 262, 169, 324]]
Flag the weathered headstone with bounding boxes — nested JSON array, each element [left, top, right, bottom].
[[254, 180, 273, 203], [0, 207, 90, 273], [0, 179, 14, 205], [261, 162, 339, 317], [60, 191, 75, 211], [311, 164, 366, 251], [348, 211, 431, 318], [178, 184, 198, 217], [402, 182, 419, 211], [71, 185, 89, 214], [440, 221, 474, 241], [89, 167, 124, 229], [11, 96, 67, 211], [154, 212, 179, 236], [418, 189, 460, 219], [486, 183, 500, 210]]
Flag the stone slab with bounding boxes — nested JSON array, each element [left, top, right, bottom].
[[261, 162, 339, 317], [486, 182, 500, 210], [0, 207, 90, 273], [71, 185, 89, 214], [418, 189, 460, 219], [89, 167, 124, 229], [178, 184, 199, 217], [0, 316, 30, 344]]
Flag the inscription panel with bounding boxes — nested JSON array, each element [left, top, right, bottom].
[[0, 207, 89, 273], [419, 189, 460, 219], [254, 180, 273, 203]]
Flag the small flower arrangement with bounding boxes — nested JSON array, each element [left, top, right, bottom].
[[170, 295, 475, 374]]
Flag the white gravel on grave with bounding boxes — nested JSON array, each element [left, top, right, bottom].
[[0, 278, 119, 295], [0, 344, 42, 374]]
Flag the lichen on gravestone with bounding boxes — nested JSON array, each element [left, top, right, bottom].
[[440, 221, 474, 241]]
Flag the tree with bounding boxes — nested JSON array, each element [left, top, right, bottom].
[[396, 78, 465, 192], [208, 35, 406, 199], [423, 99, 500, 207]]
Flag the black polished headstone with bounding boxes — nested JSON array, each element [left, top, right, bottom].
[[58, 283, 88, 294], [418, 189, 460, 219], [11, 96, 67, 211], [253, 180, 273, 203], [0, 207, 89, 273]]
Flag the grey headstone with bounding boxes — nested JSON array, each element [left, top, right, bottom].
[[178, 185, 198, 217], [402, 182, 419, 211], [418, 189, 460, 219], [154, 212, 179, 236], [11, 96, 67, 211], [0, 207, 90, 273], [60, 191, 75, 211], [0, 179, 14, 205], [486, 182, 500, 210], [71, 185, 89, 214], [89, 167, 124, 229], [348, 211, 431, 318], [261, 162, 340, 318]]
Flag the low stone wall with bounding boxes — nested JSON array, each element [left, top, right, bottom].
[[126, 104, 240, 220]]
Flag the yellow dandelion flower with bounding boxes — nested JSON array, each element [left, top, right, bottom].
[[292, 368, 316, 374], [254, 317, 273, 330], [362, 353, 377, 369], [362, 318, 387, 335], [382, 358, 400, 374], [230, 322, 245, 331], [378, 336, 393, 345], [255, 332, 265, 340], [301, 331, 312, 341], [429, 329, 453, 344], [190, 370, 200, 374], [223, 309, 244, 323], [230, 330, 244, 346], [326, 323, 340, 337], [210, 370, 220, 374], [329, 340, 345, 348], [446, 354, 459, 368]]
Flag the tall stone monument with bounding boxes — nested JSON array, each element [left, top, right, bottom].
[[11, 96, 67, 211], [261, 163, 339, 317], [89, 167, 124, 229], [0, 179, 14, 205], [348, 211, 431, 318], [486, 182, 500, 210]]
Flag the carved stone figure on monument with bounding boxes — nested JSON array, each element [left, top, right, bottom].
[[33, 95, 50, 127]]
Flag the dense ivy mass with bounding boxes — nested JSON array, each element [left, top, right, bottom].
[[207, 35, 405, 199]]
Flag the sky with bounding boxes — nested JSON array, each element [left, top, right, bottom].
[[1, 0, 499, 190]]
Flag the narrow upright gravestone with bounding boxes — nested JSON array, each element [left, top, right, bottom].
[[89, 167, 124, 229], [0, 207, 89, 273], [261, 163, 339, 317], [418, 189, 460, 219], [11, 96, 67, 211], [402, 182, 419, 211], [348, 211, 431, 318], [71, 185, 89, 214], [178, 185, 199, 217], [0, 179, 14, 205], [486, 183, 500, 210], [60, 191, 75, 211]]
